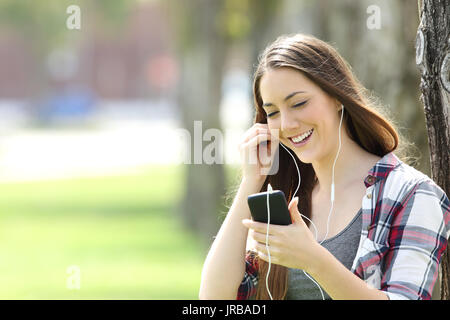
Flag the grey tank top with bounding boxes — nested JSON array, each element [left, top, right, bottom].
[[285, 209, 362, 300]]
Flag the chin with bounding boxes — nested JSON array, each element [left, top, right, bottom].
[[280, 140, 313, 164], [297, 152, 314, 164]]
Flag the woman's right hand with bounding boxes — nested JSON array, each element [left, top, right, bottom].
[[238, 123, 279, 185]]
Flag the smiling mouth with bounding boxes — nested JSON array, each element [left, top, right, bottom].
[[288, 128, 314, 144]]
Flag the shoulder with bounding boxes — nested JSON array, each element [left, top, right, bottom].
[[382, 157, 450, 238], [380, 154, 446, 203]]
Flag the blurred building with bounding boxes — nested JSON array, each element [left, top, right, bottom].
[[0, 2, 179, 104]]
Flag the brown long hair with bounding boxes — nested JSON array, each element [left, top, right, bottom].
[[251, 33, 403, 300]]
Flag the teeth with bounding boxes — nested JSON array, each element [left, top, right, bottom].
[[291, 129, 313, 143]]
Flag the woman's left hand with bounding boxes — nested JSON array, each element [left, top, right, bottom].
[[242, 197, 322, 271]]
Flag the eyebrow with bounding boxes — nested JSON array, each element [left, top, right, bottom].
[[262, 91, 306, 108]]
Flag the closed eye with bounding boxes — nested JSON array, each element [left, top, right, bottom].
[[293, 100, 308, 108], [266, 100, 308, 118]]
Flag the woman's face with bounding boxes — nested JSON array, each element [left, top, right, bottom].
[[259, 67, 342, 164]]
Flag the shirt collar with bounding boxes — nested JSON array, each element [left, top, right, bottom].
[[364, 152, 402, 187]]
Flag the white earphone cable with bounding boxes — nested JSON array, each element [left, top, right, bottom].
[[265, 183, 273, 300], [264, 104, 344, 300], [320, 103, 344, 245]]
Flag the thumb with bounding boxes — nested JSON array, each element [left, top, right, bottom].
[[288, 197, 304, 225]]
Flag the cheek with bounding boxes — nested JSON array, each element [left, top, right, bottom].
[[308, 107, 331, 131], [267, 119, 280, 131]]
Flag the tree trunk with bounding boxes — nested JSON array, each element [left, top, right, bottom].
[[166, 0, 228, 246], [166, 0, 285, 247], [416, 0, 450, 300]]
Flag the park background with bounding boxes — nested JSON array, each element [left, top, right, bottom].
[[0, 0, 429, 299]]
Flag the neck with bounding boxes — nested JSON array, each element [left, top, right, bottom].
[[310, 135, 376, 197]]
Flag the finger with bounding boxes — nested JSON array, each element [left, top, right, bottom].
[[288, 196, 299, 211], [250, 229, 278, 245], [240, 134, 273, 165], [256, 249, 279, 265], [267, 128, 280, 142], [242, 219, 279, 235], [240, 125, 271, 144], [288, 197, 305, 225], [254, 241, 280, 257], [242, 134, 272, 151], [240, 126, 269, 145], [254, 123, 270, 130], [258, 139, 279, 167], [239, 132, 272, 155]]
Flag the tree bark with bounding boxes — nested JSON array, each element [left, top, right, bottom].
[[416, 0, 450, 300]]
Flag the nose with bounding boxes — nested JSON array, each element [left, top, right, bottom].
[[280, 111, 300, 134]]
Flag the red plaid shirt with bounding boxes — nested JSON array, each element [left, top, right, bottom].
[[237, 152, 450, 300]]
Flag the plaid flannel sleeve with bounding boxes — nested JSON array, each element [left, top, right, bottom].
[[382, 180, 450, 300], [236, 250, 259, 300]]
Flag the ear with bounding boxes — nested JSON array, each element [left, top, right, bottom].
[[332, 98, 342, 111], [335, 99, 343, 112]]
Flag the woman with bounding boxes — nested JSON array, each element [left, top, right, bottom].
[[199, 33, 449, 300]]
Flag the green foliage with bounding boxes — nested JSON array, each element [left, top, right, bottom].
[[217, 0, 251, 41]]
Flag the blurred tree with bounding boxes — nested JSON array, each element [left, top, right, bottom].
[[246, 0, 286, 107], [165, 0, 229, 246], [165, 0, 284, 246], [416, 0, 450, 300]]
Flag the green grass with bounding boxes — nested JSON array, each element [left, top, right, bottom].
[[0, 166, 206, 299]]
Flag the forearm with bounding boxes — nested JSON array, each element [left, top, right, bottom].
[[308, 244, 389, 300], [199, 178, 264, 299]]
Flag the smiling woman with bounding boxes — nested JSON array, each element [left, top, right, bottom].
[[199, 33, 449, 301]]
